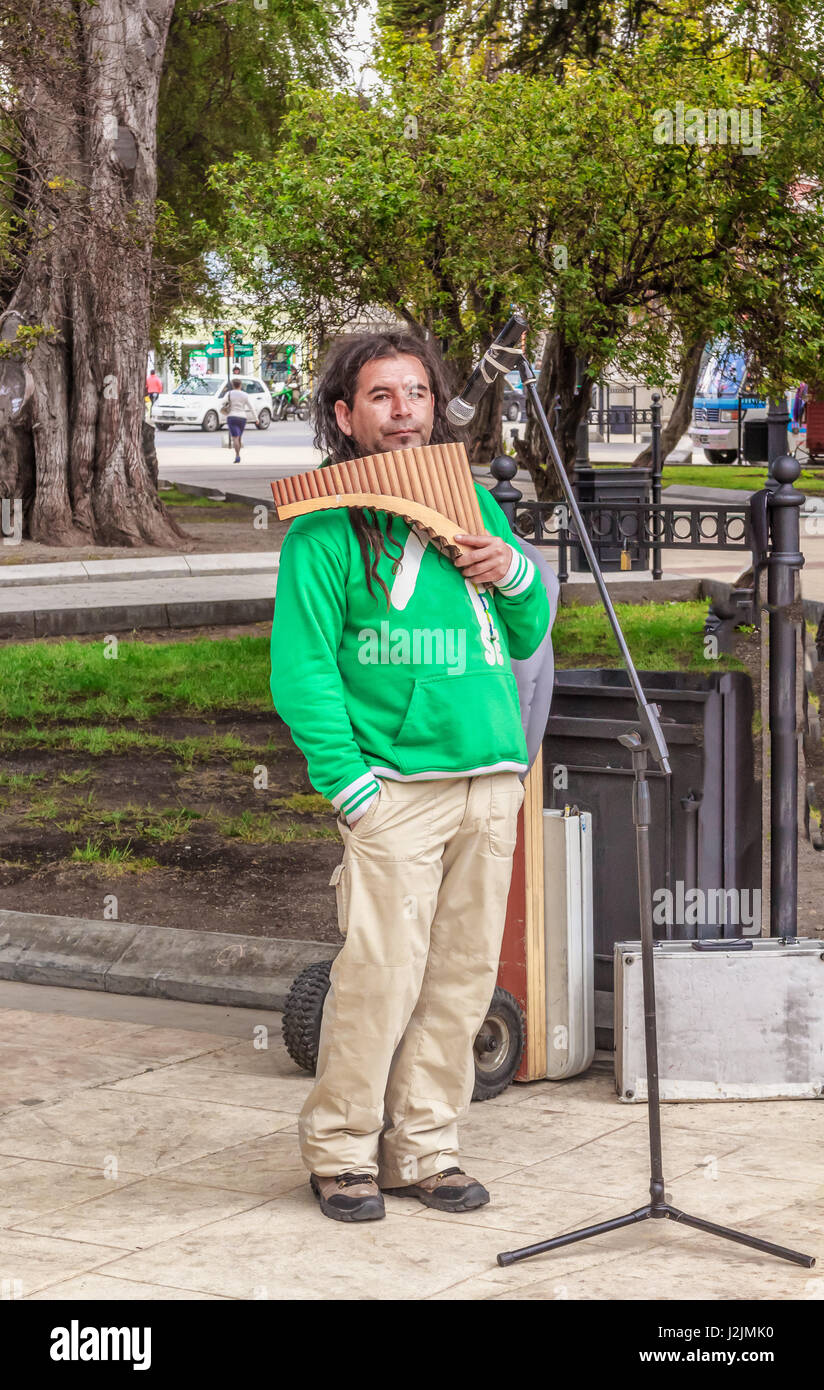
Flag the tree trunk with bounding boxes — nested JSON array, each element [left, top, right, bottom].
[[512, 330, 592, 500], [0, 0, 187, 548], [631, 333, 708, 468]]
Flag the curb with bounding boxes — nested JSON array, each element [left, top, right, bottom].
[[0, 553, 277, 588], [0, 594, 276, 640], [0, 908, 340, 1011], [560, 576, 702, 605]]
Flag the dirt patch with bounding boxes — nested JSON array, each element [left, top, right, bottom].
[[0, 623, 819, 945], [0, 711, 343, 943], [0, 620, 275, 649], [0, 506, 288, 565]]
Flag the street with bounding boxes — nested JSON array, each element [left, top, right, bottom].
[[151, 418, 314, 453]]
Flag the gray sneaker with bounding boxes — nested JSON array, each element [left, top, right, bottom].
[[310, 1171, 386, 1223]]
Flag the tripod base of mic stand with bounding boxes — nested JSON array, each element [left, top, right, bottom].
[[497, 1202, 816, 1268]]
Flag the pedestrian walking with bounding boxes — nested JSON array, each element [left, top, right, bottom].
[[145, 369, 163, 410], [220, 376, 255, 461]]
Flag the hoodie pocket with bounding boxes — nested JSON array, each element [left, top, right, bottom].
[[390, 670, 526, 774]]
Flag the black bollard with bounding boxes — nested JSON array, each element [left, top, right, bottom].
[[489, 454, 522, 528], [767, 394, 791, 474], [767, 454, 805, 936]]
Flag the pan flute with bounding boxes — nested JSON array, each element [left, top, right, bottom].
[[270, 442, 485, 562]]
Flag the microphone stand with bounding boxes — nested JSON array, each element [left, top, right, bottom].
[[495, 354, 814, 1271]]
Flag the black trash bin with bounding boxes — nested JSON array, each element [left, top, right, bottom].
[[743, 420, 769, 463], [571, 464, 651, 572], [608, 404, 633, 434], [542, 668, 761, 1051]]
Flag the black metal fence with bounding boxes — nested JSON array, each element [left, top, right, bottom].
[[495, 390, 759, 581], [506, 498, 752, 584], [490, 387, 752, 584], [587, 383, 656, 443]]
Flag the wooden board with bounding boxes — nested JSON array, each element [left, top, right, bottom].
[[496, 749, 547, 1081]]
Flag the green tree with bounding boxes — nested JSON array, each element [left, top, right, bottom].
[[0, 0, 348, 546], [152, 0, 352, 349], [209, 28, 824, 490]]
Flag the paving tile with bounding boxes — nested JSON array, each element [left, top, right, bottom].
[[0, 1228, 125, 1298], [660, 1137, 824, 1189], [0, 987, 818, 1301], [664, 1170, 818, 1226], [91, 1027, 235, 1064], [28, 1273, 227, 1295], [29, 1273, 229, 1300], [0, 1010, 230, 1063], [514, 1072, 629, 1118], [413, 1178, 619, 1236], [105, 1062, 313, 1115], [742, 1199, 824, 1240], [95, 1189, 626, 1299], [183, 1038, 301, 1078], [487, 1236, 815, 1300], [0, 1045, 155, 1114], [16, 1177, 272, 1251], [468, 1199, 694, 1286], [0, 1160, 142, 1226], [502, 1124, 744, 1202], [428, 1274, 509, 1300], [0, 1010, 149, 1050], [0, 1090, 293, 1175], [162, 1131, 308, 1198], [648, 1097, 824, 1139], [457, 1101, 634, 1167]]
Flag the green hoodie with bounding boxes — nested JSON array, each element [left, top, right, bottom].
[[269, 479, 550, 823]]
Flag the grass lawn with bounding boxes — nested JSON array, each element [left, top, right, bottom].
[[0, 606, 749, 938], [0, 600, 742, 729], [158, 484, 231, 508], [660, 465, 824, 494]]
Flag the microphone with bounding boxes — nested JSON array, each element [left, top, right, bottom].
[[446, 312, 528, 426]]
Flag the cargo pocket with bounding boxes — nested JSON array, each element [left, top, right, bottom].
[[329, 861, 348, 938], [488, 776, 525, 858]]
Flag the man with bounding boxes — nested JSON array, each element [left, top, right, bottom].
[[269, 331, 550, 1223], [220, 375, 255, 462], [145, 368, 163, 408], [284, 362, 302, 410]]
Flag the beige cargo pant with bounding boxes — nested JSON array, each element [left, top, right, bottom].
[[298, 771, 525, 1188]]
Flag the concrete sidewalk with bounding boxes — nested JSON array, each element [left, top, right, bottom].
[[0, 978, 819, 1301]]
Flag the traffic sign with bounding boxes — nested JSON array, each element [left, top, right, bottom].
[[204, 345, 224, 356]]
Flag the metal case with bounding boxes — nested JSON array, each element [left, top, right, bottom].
[[544, 809, 595, 1079], [615, 938, 824, 1102]]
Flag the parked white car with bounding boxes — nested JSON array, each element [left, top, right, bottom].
[[152, 374, 273, 431]]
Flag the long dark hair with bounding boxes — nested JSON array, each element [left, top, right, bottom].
[[312, 330, 459, 608]]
